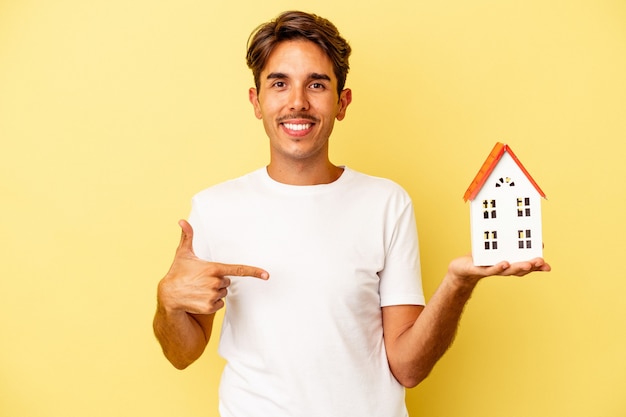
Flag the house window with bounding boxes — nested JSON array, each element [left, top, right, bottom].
[[484, 230, 498, 250], [517, 197, 531, 217], [482, 200, 497, 219], [495, 177, 515, 188], [517, 229, 532, 249]]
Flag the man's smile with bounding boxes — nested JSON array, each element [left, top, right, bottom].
[[282, 123, 312, 131], [277, 114, 319, 136]]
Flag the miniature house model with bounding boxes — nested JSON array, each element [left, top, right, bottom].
[[464, 142, 546, 266]]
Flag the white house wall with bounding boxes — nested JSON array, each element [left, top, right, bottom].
[[470, 152, 543, 266]]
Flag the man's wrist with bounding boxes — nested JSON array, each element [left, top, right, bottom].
[[444, 269, 481, 293]]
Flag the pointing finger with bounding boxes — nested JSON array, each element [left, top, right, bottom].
[[213, 262, 270, 280]]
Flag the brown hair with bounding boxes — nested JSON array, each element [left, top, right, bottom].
[[246, 11, 351, 95]]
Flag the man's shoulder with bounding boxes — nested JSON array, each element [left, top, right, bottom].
[[192, 167, 265, 202], [345, 167, 410, 197]]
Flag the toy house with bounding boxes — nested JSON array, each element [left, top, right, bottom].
[[463, 142, 546, 266]]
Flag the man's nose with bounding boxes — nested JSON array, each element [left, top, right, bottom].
[[288, 86, 309, 111]]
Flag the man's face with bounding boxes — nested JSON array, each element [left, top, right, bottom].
[[249, 39, 352, 165]]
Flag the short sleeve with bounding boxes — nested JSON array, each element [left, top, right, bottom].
[[378, 199, 425, 307]]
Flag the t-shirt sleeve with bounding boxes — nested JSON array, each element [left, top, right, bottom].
[[378, 198, 426, 307]]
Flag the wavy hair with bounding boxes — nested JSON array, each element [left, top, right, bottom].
[[246, 11, 351, 95]]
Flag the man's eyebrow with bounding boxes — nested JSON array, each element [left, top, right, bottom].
[[310, 73, 331, 81], [266, 72, 288, 80], [265, 72, 332, 81]]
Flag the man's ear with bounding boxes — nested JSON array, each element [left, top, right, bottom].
[[336, 88, 352, 121], [249, 88, 263, 119]]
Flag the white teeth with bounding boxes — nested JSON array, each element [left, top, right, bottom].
[[283, 123, 311, 131]]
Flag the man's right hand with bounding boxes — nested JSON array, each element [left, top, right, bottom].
[[157, 219, 269, 315]]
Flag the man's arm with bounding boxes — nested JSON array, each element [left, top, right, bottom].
[[382, 255, 551, 388], [153, 220, 269, 369], [153, 305, 215, 370]]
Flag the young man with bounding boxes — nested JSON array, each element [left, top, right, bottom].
[[153, 11, 550, 417]]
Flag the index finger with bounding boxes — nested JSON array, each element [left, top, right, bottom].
[[213, 262, 270, 280]]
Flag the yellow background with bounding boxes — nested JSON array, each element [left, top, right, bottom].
[[1, 0, 625, 416]]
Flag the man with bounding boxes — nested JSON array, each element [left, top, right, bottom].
[[153, 10, 550, 417]]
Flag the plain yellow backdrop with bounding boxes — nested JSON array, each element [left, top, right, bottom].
[[1, 1, 625, 416]]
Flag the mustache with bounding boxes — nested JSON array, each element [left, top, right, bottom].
[[276, 113, 320, 123]]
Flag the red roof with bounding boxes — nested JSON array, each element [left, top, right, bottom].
[[463, 142, 546, 201]]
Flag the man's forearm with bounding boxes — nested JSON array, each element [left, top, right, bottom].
[[153, 305, 213, 370], [387, 274, 479, 387], [387, 256, 550, 387]]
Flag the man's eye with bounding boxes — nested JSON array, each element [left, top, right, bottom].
[[271, 81, 286, 88], [310, 83, 325, 89]]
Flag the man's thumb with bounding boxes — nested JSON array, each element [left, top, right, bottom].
[[176, 219, 195, 254]]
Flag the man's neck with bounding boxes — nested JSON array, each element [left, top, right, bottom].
[[266, 161, 344, 186]]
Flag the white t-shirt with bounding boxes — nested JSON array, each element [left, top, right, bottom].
[[189, 167, 425, 417]]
